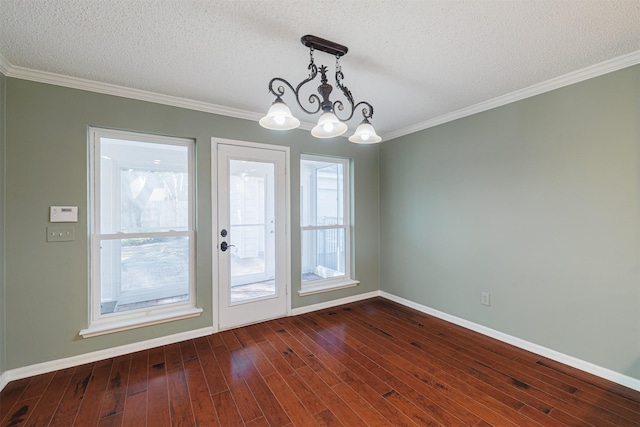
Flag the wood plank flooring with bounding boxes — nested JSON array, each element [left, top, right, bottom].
[[1, 297, 638, 426]]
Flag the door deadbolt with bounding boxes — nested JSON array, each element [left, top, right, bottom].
[[220, 229, 227, 237]]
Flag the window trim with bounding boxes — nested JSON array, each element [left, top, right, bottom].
[[299, 154, 358, 295], [297, 278, 359, 296], [81, 127, 200, 338]]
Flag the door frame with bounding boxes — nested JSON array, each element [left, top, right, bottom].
[[211, 137, 291, 332]]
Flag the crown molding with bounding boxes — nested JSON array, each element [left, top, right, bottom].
[[0, 56, 321, 132], [0, 55, 265, 122], [1, 51, 638, 141], [383, 50, 640, 141], [0, 53, 10, 76]]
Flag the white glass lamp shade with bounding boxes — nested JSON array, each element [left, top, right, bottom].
[[311, 112, 348, 138], [259, 101, 301, 130], [348, 119, 382, 143]]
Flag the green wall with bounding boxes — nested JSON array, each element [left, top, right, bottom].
[[3, 77, 380, 370], [4, 65, 638, 381], [0, 72, 6, 377], [380, 65, 640, 379]]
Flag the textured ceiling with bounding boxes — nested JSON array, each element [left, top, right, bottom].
[[1, 0, 639, 141]]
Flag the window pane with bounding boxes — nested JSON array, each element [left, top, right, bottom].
[[100, 138, 189, 233], [99, 236, 190, 314], [301, 159, 344, 227], [301, 228, 346, 283], [91, 129, 195, 332]]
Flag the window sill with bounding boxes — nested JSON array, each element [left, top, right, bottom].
[[298, 279, 359, 296], [79, 307, 203, 338]]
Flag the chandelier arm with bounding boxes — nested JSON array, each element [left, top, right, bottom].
[[267, 77, 294, 98], [332, 99, 374, 122], [334, 66, 354, 116], [335, 69, 354, 104], [331, 99, 348, 120], [354, 101, 374, 120], [266, 70, 323, 115], [333, 62, 371, 122], [293, 61, 323, 115]]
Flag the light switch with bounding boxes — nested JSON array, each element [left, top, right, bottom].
[[47, 226, 75, 242], [50, 206, 78, 222]]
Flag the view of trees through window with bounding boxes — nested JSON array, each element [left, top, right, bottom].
[[91, 132, 194, 317]]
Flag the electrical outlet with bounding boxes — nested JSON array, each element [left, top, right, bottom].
[[47, 226, 75, 242], [481, 292, 491, 306]]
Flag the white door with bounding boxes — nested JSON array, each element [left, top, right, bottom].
[[215, 141, 289, 330]]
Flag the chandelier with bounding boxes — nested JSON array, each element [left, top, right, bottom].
[[259, 35, 381, 144]]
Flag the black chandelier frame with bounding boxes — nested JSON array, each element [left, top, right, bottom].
[[266, 35, 375, 123]]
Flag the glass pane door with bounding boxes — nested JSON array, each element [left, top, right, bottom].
[[229, 159, 276, 303], [216, 142, 288, 330]]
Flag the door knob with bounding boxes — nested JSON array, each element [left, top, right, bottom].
[[220, 241, 235, 252]]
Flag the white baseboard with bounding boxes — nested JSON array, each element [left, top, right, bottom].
[[380, 291, 640, 392], [1, 291, 638, 394], [0, 370, 8, 392], [290, 290, 381, 316], [0, 326, 214, 392]]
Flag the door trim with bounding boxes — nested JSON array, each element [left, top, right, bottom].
[[211, 137, 291, 332]]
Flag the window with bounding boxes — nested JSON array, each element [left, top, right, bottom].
[[300, 155, 358, 295], [81, 128, 200, 337]]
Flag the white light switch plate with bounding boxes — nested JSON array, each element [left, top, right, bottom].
[[50, 206, 78, 222], [47, 226, 75, 242]]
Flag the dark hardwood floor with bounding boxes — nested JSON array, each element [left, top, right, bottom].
[[1, 297, 639, 426]]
